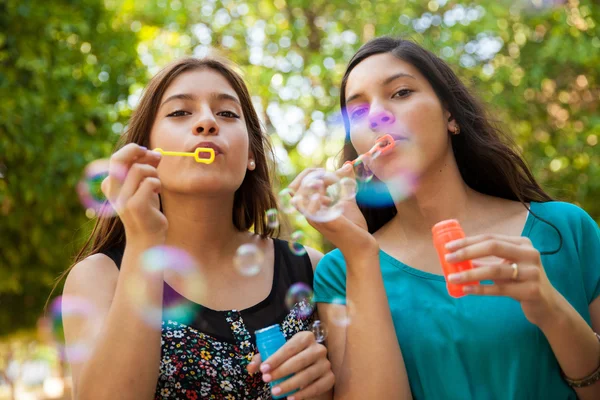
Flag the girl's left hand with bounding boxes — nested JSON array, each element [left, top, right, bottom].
[[247, 331, 334, 399], [444, 234, 562, 328]]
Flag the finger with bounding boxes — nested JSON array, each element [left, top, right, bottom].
[[445, 239, 537, 264], [335, 162, 355, 179], [445, 234, 532, 251], [117, 163, 160, 205], [270, 357, 331, 397], [462, 280, 542, 301], [448, 262, 538, 284], [307, 193, 323, 216], [110, 143, 149, 165], [266, 343, 327, 382], [288, 168, 321, 193], [247, 352, 262, 374], [261, 331, 313, 373], [104, 148, 161, 195], [286, 371, 335, 400], [127, 177, 161, 210]]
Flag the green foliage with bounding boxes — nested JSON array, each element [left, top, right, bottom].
[[1, 0, 598, 336], [0, 0, 144, 335]]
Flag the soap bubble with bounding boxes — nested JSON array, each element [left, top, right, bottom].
[[289, 230, 307, 256], [76, 159, 120, 218], [353, 156, 374, 182], [48, 295, 100, 363], [311, 320, 328, 343], [128, 246, 203, 328], [328, 297, 356, 327], [278, 188, 296, 214], [234, 243, 265, 277], [291, 169, 344, 222], [265, 208, 280, 229], [285, 282, 315, 319]]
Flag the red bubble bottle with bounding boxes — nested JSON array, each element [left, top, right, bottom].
[[432, 219, 477, 298]]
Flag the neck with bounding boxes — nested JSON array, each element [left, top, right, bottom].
[[160, 191, 248, 268], [389, 151, 482, 238]]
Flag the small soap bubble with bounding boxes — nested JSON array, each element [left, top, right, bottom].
[[76, 159, 117, 218], [311, 320, 328, 343], [234, 243, 265, 276], [278, 188, 296, 214], [285, 282, 315, 319], [289, 230, 307, 256], [49, 295, 100, 363], [129, 246, 202, 328], [265, 208, 280, 229], [353, 157, 374, 182], [329, 297, 355, 327], [292, 169, 344, 222]]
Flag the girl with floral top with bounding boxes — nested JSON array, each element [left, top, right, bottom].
[[61, 57, 334, 399]]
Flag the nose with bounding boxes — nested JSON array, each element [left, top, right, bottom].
[[193, 113, 219, 136], [368, 109, 395, 130]]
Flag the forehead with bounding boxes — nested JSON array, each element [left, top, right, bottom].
[[162, 68, 239, 101], [345, 53, 423, 98]]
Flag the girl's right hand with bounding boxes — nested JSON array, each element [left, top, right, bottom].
[[288, 164, 376, 255], [101, 144, 167, 245]]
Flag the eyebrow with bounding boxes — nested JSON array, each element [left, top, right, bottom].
[[160, 92, 241, 109], [345, 72, 417, 105]]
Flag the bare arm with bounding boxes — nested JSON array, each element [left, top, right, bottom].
[[318, 242, 411, 400], [306, 247, 333, 400], [64, 143, 167, 399], [289, 166, 411, 399], [63, 243, 164, 400], [537, 295, 600, 400]]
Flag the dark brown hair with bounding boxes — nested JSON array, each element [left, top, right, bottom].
[[340, 37, 553, 234], [60, 57, 279, 281]]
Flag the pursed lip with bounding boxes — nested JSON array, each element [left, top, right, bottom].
[[190, 141, 224, 155], [387, 133, 409, 142]]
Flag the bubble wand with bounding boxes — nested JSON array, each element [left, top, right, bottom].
[[344, 134, 395, 168], [153, 147, 215, 164]]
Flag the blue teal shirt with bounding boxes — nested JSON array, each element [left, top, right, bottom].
[[313, 202, 600, 399]]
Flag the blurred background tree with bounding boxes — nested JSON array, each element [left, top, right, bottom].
[[1, 0, 598, 342]]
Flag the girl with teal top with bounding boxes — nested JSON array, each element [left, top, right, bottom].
[[289, 37, 600, 399]]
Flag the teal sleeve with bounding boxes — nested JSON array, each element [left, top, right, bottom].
[[577, 209, 600, 304], [313, 249, 347, 304]]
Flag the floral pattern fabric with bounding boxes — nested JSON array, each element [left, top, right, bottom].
[[154, 302, 315, 399]]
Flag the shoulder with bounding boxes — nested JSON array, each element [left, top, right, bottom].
[[315, 248, 347, 276], [531, 201, 598, 231], [304, 246, 324, 272], [530, 201, 591, 223], [63, 253, 120, 301]]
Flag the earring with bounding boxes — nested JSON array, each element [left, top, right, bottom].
[[249, 160, 256, 169], [453, 125, 461, 135]]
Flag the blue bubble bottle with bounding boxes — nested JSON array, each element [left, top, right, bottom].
[[255, 324, 298, 399]]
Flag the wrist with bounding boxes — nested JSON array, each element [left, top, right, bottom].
[[126, 233, 166, 250], [537, 291, 571, 332]]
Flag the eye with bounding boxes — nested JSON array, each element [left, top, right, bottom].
[[350, 108, 368, 121], [392, 89, 413, 98], [166, 110, 190, 117], [217, 111, 240, 118]]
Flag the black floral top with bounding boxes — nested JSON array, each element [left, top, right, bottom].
[[103, 238, 315, 399]]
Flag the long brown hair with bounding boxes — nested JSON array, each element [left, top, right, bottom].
[[340, 37, 553, 234], [61, 57, 279, 282]]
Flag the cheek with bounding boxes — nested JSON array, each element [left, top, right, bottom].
[[349, 125, 374, 155], [401, 100, 447, 147]]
